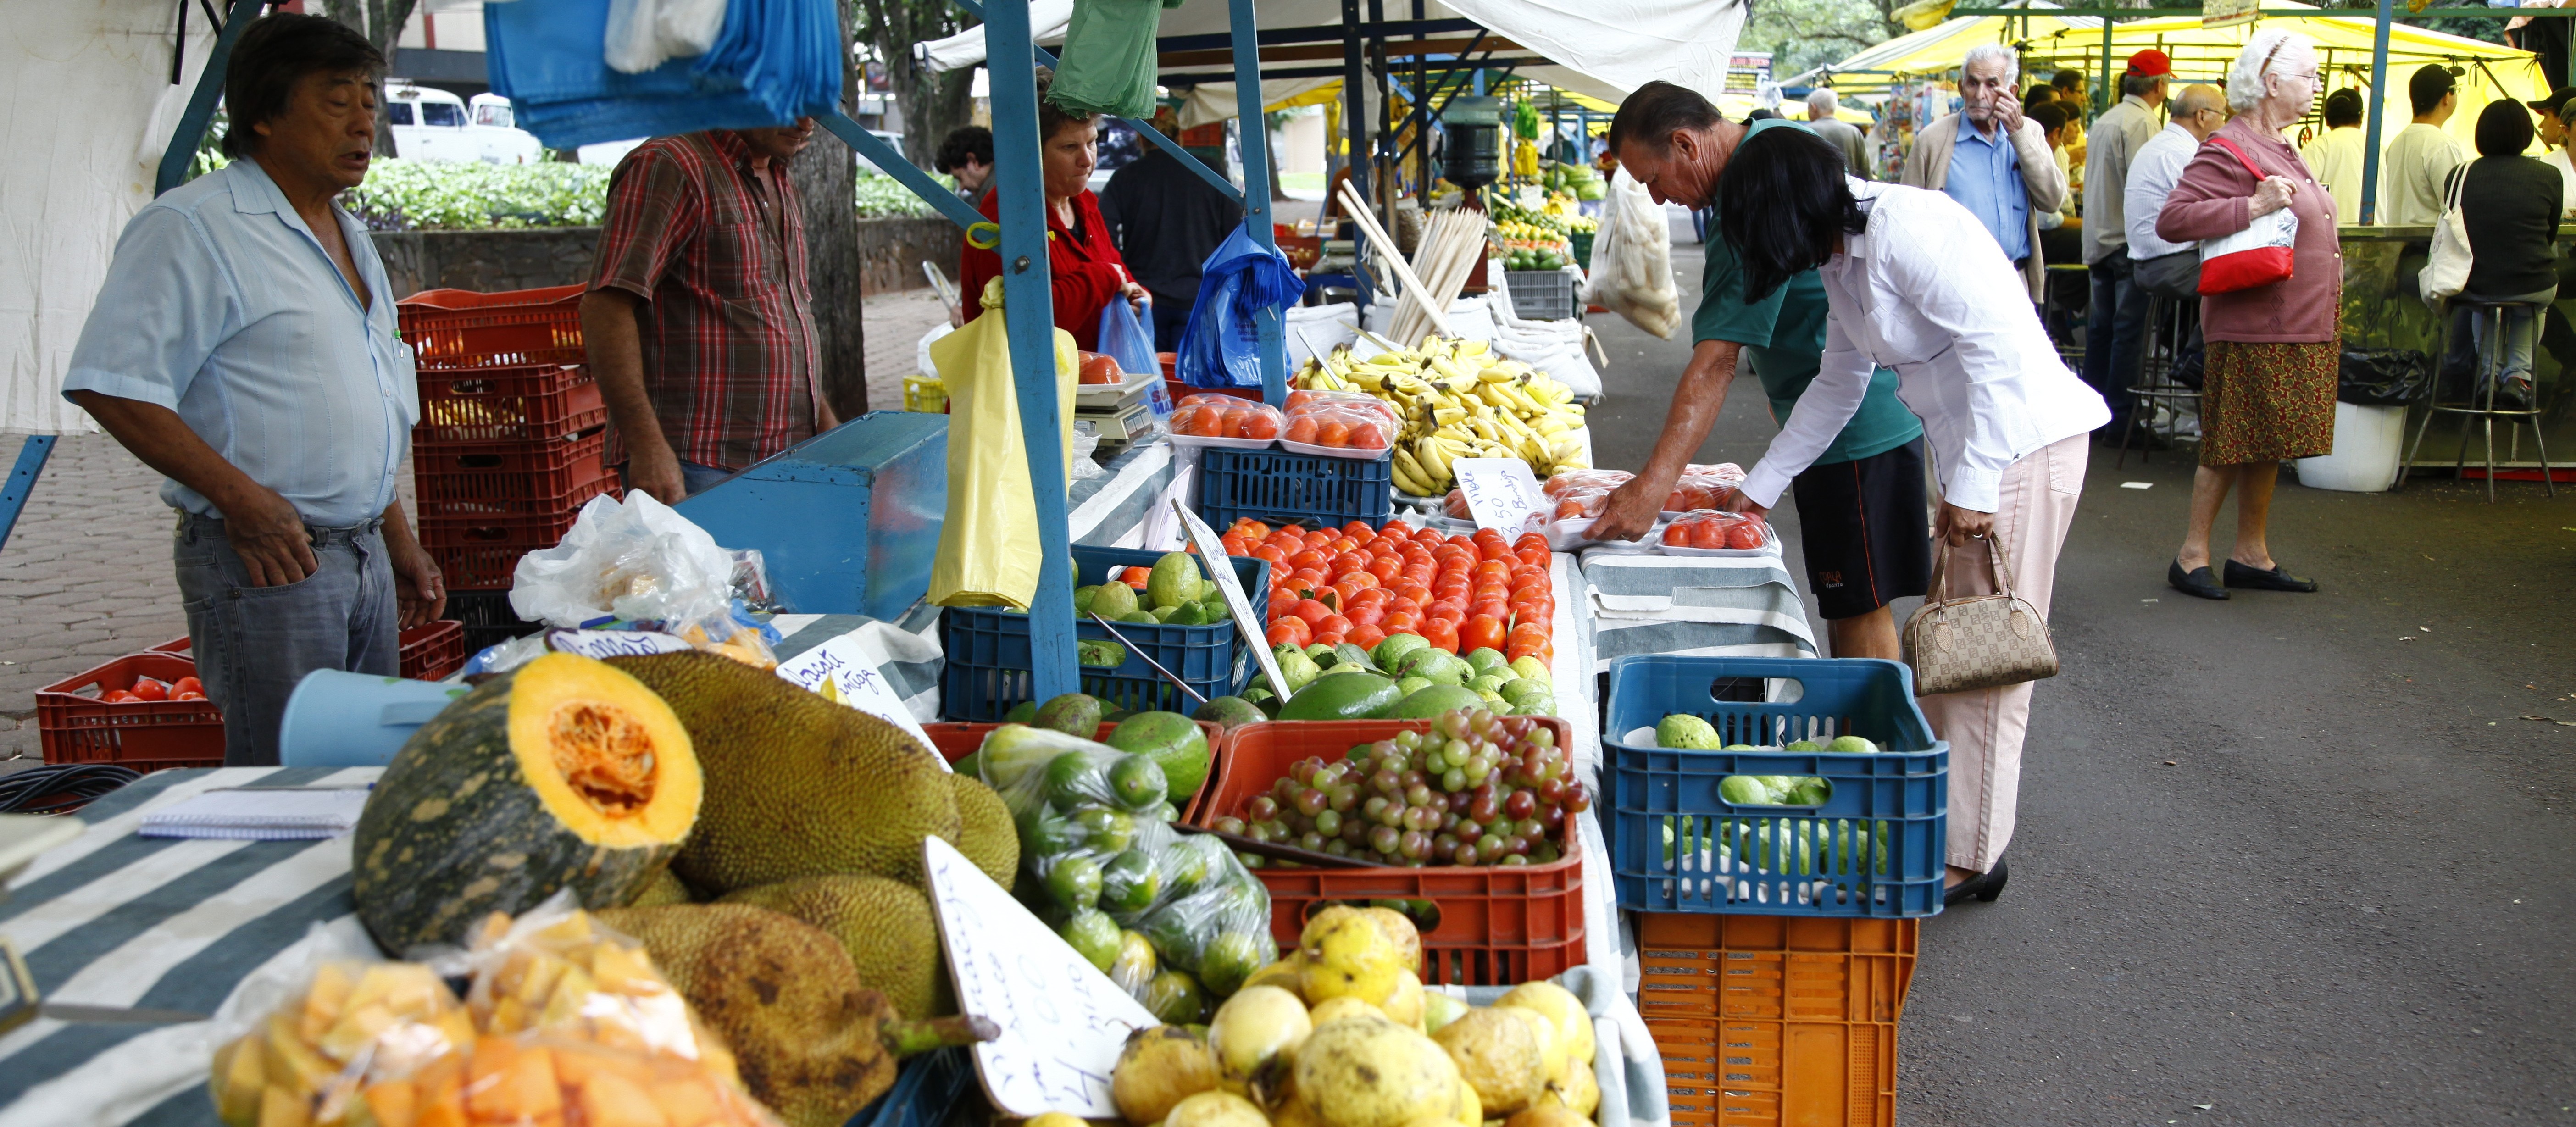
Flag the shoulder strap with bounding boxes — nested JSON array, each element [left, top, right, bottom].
[[2206, 135, 2268, 183]]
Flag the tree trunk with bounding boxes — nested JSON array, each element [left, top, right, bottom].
[[858, 0, 981, 171], [322, 0, 420, 156], [796, 0, 870, 421]]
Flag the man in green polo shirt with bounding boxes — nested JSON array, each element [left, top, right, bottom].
[[1593, 83, 1931, 660]]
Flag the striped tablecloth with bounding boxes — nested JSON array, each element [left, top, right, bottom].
[[1574, 547, 1817, 673]]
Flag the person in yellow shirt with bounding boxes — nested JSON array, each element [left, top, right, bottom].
[[2300, 89, 2368, 222]]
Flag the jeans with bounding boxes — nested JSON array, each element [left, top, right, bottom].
[[2084, 256, 2150, 431], [174, 511, 398, 766], [617, 459, 737, 498], [1151, 296, 1193, 352], [2459, 285, 2557, 405]]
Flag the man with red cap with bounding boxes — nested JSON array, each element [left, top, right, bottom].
[[2081, 48, 2172, 440]]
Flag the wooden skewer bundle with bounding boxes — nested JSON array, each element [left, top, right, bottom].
[[1389, 208, 1490, 346]]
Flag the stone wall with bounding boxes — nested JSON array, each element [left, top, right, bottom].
[[369, 217, 955, 300]]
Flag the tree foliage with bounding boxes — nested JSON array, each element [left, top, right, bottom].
[[856, 0, 982, 169], [316, 0, 423, 155], [1738, 0, 1894, 79]]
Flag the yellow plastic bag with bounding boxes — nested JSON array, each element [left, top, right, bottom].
[[929, 278, 1078, 609]]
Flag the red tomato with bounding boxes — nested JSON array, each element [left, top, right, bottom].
[[1252, 544, 1289, 565], [1509, 622, 1552, 648], [1401, 565, 1435, 588], [1472, 560, 1511, 586], [1384, 594, 1421, 616], [1284, 549, 1322, 573], [1516, 547, 1552, 571], [1514, 531, 1550, 550], [1727, 522, 1767, 550], [1426, 603, 1467, 625], [1234, 519, 1271, 539], [1510, 592, 1554, 622], [1220, 535, 1247, 556], [1420, 617, 1461, 653], [1663, 524, 1692, 546], [1290, 599, 1334, 626], [1344, 603, 1386, 628], [1346, 586, 1389, 610], [1393, 581, 1434, 606], [1345, 623, 1388, 652], [1330, 578, 1369, 605], [1471, 582, 1510, 605], [1378, 611, 1421, 635], [173, 676, 204, 696], [1327, 537, 1359, 555], [1314, 613, 1352, 638], [1366, 555, 1402, 583], [1470, 598, 1511, 623], [1342, 521, 1375, 539], [1459, 615, 1508, 654], [129, 678, 169, 702], [1290, 568, 1328, 589], [1270, 586, 1300, 611], [173, 691, 207, 701], [1446, 534, 1477, 551], [1690, 521, 1727, 550], [100, 690, 137, 703], [1480, 541, 1516, 564], [1268, 620, 1311, 648], [1383, 519, 1414, 536]]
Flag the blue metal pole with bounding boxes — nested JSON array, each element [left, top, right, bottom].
[[819, 113, 990, 231], [949, 0, 1243, 202], [1232, 0, 1291, 406], [2360, 0, 2394, 225], [985, 0, 1077, 702], [0, 437, 57, 558], [158, 0, 266, 196]]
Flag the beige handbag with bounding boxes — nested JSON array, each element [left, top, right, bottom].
[[1902, 532, 2059, 696]]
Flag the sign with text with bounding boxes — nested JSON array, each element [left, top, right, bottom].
[[922, 837, 1157, 1117], [776, 636, 939, 762], [545, 629, 696, 659], [1453, 457, 1547, 533], [2203, 0, 2257, 28], [1174, 501, 1291, 700]]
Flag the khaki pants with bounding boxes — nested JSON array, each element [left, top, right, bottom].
[[1917, 434, 2088, 873]]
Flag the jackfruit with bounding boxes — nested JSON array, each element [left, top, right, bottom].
[[720, 875, 949, 1020], [625, 866, 694, 907], [597, 904, 995, 1127], [608, 652, 960, 894], [949, 774, 1020, 886]]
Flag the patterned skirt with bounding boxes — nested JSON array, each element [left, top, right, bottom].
[[2199, 339, 2338, 466]]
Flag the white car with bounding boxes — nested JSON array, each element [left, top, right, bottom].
[[385, 83, 544, 164]]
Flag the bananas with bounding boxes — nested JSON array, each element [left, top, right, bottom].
[[1295, 336, 1591, 495]]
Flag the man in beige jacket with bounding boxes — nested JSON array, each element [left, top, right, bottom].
[[1899, 44, 2068, 301]]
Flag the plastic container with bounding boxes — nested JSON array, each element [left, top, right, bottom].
[[414, 363, 606, 444], [1636, 913, 1915, 1022], [922, 718, 1228, 823], [398, 619, 468, 681], [1504, 269, 1578, 321], [850, 1046, 977, 1127], [36, 652, 225, 771], [940, 546, 1272, 721], [1197, 447, 1395, 530], [418, 509, 583, 590], [1603, 656, 1947, 918], [277, 669, 471, 768], [902, 374, 949, 414], [1651, 1014, 1896, 1127], [1169, 398, 1285, 448], [2295, 402, 2407, 492], [1166, 378, 1261, 405], [1188, 719, 1586, 985], [397, 284, 586, 370], [411, 430, 617, 516]]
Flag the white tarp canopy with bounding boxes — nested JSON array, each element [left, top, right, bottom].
[[920, 0, 1744, 113], [2, 0, 220, 434]]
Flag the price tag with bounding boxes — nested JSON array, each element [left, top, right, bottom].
[[922, 837, 1157, 1118], [1172, 501, 1291, 699], [1454, 457, 1547, 533], [544, 629, 696, 659], [776, 636, 939, 765]]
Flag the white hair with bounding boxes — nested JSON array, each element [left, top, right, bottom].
[[1962, 44, 2020, 86], [1807, 88, 1840, 118], [2227, 28, 2312, 112]]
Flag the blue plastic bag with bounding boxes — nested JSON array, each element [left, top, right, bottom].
[[1096, 298, 1159, 382], [1176, 223, 1306, 389], [485, 0, 842, 150]]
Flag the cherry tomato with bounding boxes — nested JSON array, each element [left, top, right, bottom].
[[1346, 623, 1388, 652], [1459, 615, 1508, 654], [1268, 620, 1311, 648], [1420, 617, 1461, 653]]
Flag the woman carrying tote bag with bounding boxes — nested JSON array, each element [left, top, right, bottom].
[[2153, 28, 2338, 601], [1713, 127, 2109, 906]]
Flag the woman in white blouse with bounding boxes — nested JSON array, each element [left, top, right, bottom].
[[1717, 126, 2109, 904]]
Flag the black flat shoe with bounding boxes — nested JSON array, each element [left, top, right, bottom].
[[2168, 561, 2229, 600], [2224, 559, 2318, 592], [1944, 856, 2010, 906]]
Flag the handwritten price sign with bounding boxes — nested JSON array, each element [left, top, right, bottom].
[[776, 635, 938, 758], [1453, 458, 1548, 533]]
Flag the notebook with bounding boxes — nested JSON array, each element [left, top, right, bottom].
[[137, 788, 372, 841]]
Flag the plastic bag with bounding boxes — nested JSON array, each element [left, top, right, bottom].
[[1588, 168, 1680, 339], [1179, 223, 1308, 389], [1661, 511, 1772, 551], [2339, 347, 2432, 406], [1282, 390, 1394, 453], [929, 277, 1080, 609], [1097, 295, 1160, 380], [459, 892, 727, 1064], [204, 926, 479, 1127], [1046, 0, 1167, 119], [510, 492, 777, 666], [603, 0, 727, 73]]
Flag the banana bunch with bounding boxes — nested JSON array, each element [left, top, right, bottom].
[[1296, 338, 1589, 497]]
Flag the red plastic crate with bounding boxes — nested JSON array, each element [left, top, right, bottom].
[[1641, 915, 1914, 1127], [153, 621, 465, 681], [1165, 378, 1262, 406], [1186, 718, 1586, 985], [418, 510, 581, 590], [922, 719, 1229, 825], [399, 284, 585, 370], [36, 653, 224, 771], [413, 430, 617, 516], [414, 363, 605, 444]]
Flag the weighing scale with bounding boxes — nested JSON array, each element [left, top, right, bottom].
[[1074, 368, 1170, 459]]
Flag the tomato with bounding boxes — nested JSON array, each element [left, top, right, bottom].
[[1401, 565, 1434, 588], [1727, 522, 1767, 550], [1471, 582, 1510, 605], [1459, 615, 1508, 653], [1284, 415, 1321, 444], [1385, 594, 1421, 616], [1379, 611, 1422, 635], [1393, 581, 1433, 605], [1425, 603, 1467, 625], [1509, 565, 1550, 591], [173, 691, 207, 701], [1383, 519, 1414, 536], [1515, 531, 1549, 550], [1280, 549, 1319, 573], [1480, 541, 1516, 564], [1690, 520, 1727, 549], [1509, 621, 1551, 647], [128, 678, 169, 702], [1339, 520, 1373, 539], [1269, 588, 1299, 614], [1411, 527, 1445, 545], [173, 676, 204, 696], [1470, 599, 1511, 623], [1345, 623, 1388, 652], [1268, 620, 1311, 648], [1344, 602, 1386, 629], [1366, 555, 1402, 583], [1328, 537, 1360, 555], [1235, 519, 1271, 539], [1290, 568, 1328, 589], [1420, 617, 1461, 653], [1314, 613, 1352, 638], [1663, 524, 1692, 546], [1517, 547, 1552, 571], [1472, 559, 1511, 586], [1289, 599, 1334, 626], [1510, 592, 1554, 621]]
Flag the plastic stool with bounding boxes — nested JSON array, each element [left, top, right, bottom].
[[2403, 298, 2556, 501]]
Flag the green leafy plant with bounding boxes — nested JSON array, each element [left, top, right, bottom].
[[855, 172, 944, 218], [341, 158, 614, 230]]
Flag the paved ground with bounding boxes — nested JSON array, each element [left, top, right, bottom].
[[1588, 243, 2576, 1126]]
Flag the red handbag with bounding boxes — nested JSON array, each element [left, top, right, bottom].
[[2195, 137, 2299, 295]]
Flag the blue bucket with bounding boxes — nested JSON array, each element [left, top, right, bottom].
[[278, 670, 472, 768]]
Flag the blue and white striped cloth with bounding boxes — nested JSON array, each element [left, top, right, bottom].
[[1577, 549, 1818, 673]]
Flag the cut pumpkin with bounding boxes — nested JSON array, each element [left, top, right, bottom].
[[353, 652, 700, 955]]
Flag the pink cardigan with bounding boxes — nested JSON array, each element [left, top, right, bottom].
[[2155, 117, 2343, 344]]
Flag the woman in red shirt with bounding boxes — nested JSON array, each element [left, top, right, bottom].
[[958, 68, 1149, 352]]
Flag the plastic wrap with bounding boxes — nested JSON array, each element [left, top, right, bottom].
[[1542, 468, 1634, 497], [1170, 397, 1284, 445], [1280, 399, 1393, 455], [458, 893, 728, 1066], [1660, 511, 1773, 552], [207, 946, 476, 1127], [1284, 388, 1399, 428], [510, 492, 778, 667]]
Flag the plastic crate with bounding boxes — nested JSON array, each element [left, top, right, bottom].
[[850, 1045, 977, 1127], [414, 363, 606, 444], [1504, 270, 1577, 322], [1651, 1014, 1896, 1127], [398, 284, 586, 370], [922, 718, 1228, 824], [450, 590, 545, 653], [152, 622, 467, 682], [412, 430, 617, 516], [1569, 231, 1595, 269], [419, 510, 581, 591], [36, 653, 225, 771], [1187, 719, 1585, 986], [1603, 657, 1947, 918], [940, 546, 1271, 722], [1196, 447, 1393, 530], [1166, 379, 1262, 406], [1636, 914, 1915, 1023]]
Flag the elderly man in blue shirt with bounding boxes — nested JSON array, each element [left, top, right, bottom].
[[1897, 44, 2068, 305], [63, 14, 444, 765]]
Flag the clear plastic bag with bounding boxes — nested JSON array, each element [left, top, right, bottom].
[[1661, 511, 1774, 552], [458, 892, 724, 1065], [204, 925, 476, 1127], [510, 492, 777, 666], [1589, 168, 1681, 339]]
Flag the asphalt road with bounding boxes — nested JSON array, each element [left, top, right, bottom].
[[1588, 244, 2576, 1126]]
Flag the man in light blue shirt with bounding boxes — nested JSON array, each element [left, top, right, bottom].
[[63, 14, 444, 765], [1945, 104, 2033, 262], [1894, 44, 2066, 302]]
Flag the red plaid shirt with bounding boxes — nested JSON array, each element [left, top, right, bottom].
[[591, 130, 821, 471]]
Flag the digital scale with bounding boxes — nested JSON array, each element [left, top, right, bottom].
[[1074, 368, 1170, 459]]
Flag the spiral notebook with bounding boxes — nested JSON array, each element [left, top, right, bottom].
[[137, 788, 371, 840]]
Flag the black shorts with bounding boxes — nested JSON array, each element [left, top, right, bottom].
[[1788, 438, 1932, 621]]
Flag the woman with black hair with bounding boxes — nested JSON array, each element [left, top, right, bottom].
[[2453, 98, 2562, 409], [1715, 125, 2108, 904]]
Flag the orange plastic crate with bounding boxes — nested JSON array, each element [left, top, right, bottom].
[[36, 652, 224, 771], [398, 284, 585, 370], [418, 509, 582, 590], [413, 430, 617, 516], [154, 622, 466, 682], [413, 364, 606, 444], [921, 719, 1228, 826], [1641, 914, 1915, 1127], [1186, 718, 1585, 985]]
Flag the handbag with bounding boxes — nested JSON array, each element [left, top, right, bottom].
[[2196, 137, 2298, 295], [2418, 166, 2473, 307], [1901, 532, 2060, 696]]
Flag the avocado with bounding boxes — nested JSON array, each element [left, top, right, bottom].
[[1033, 692, 1103, 738], [1191, 695, 1266, 731], [1280, 672, 1404, 721], [1388, 684, 1486, 718], [1373, 632, 1431, 671], [1004, 700, 1039, 724], [1106, 711, 1213, 800]]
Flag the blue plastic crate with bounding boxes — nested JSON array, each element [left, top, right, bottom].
[[1603, 656, 1948, 918], [941, 545, 1271, 721], [847, 1045, 976, 1127], [1197, 447, 1393, 529]]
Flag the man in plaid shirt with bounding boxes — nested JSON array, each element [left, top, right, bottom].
[[580, 120, 838, 502]]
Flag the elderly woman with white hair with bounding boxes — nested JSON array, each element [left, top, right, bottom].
[[2154, 27, 2337, 600]]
